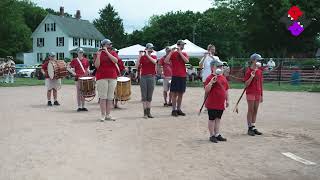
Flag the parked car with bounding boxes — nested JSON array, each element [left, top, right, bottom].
[[15, 64, 28, 73], [17, 68, 36, 78], [122, 59, 136, 69]]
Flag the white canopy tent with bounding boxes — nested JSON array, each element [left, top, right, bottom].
[[118, 44, 157, 60], [157, 39, 206, 58], [118, 44, 146, 59]]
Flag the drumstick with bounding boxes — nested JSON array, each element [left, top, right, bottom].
[[198, 91, 210, 115], [233, 87, 247, 113]]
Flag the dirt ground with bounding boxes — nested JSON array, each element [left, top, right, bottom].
[[0, 85, 319, 180]]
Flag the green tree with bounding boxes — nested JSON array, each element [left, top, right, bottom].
[[17, 0, 47, 32], [0, 0, 32, 57], [93, 3, 126, 48]]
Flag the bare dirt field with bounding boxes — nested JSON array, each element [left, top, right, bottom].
[[0, 85, 319, 180]]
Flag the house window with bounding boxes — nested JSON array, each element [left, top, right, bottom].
[[37, 53, 43, 63], [83, 38, 87, 45], [95, 40, 100, 48], [37, 38, 44, 47], [45, 23, 56, 32], [56, 37, 64, 47], [57, 53, 64, 60], [89, 39, 93, 46], [73, 37, 80, 46], [46, 24, 50, 32]]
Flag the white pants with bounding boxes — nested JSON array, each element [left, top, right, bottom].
[[5, 74, 14, 83]]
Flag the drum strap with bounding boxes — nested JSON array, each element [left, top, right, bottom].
[[77, 58, 86, 74]]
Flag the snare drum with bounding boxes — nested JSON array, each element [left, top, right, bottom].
[[115, 77, 131, 101], [79, 76, 96, 98], [48, 60, 68, 79]]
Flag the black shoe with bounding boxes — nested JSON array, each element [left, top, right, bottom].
[[77, 108, 82, 112], [47, 101, 52, 106], [216, 135, 227, 141], [168, 103, 173, 106], [171, 110, 178, 117], [53, 101, 60, 106], [147, 108, 154, 118], [248, 129, 255, 136], [164, 103, 168, 107], [209, 136, 218, 143], [177, 110, 186, 116], [143, 109, 148, 119], [81, 108, 88, 111], [253, 128, 262, 135]]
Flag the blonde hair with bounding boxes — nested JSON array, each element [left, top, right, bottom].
[[207, 44, 215, 51]]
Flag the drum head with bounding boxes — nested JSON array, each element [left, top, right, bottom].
[[79, 77, 94, 80], [117, 76, 130, 82], [47, 62, 54, 79]]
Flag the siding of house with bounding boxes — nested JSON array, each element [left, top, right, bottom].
[[32, 17, 70, 63]]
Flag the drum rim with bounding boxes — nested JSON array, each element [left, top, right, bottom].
[[79, 77, 94, 80], [117, 76, 131, 82]]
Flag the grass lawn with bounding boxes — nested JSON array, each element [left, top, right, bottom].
[[0, 78, 75, 87], [1, 78, 319, 92]]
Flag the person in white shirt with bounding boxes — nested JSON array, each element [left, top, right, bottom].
[[199, 44, 220, 86], [267, 58, 276, 71]]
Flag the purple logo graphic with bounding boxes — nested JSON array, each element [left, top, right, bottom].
[[288, 22, 304, 36], [280, 6, 311, 37]]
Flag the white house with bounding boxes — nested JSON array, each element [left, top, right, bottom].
[[26, 7, 104, 65]]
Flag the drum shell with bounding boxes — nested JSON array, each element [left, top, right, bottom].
[[48, 60, 67, 79], [79, 77, 96, 98], [115, 77, 131, 101]]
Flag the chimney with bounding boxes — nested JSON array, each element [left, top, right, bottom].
[[75, 10, 81, 19], [59, 7, 64, 16]]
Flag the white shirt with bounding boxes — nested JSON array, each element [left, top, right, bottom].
[[267, 60, 276, 68], [201, 55, 220, 82]]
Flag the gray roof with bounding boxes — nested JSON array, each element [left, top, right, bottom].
[[70, 47, 99, 53], [49, 14, 105, 40]]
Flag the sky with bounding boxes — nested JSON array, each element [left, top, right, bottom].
[[31, 0, 213, 33]]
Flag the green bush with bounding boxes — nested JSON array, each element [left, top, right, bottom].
[[189, 57, 200, 66], [14, 59, 24, 64], [64, 58, 71, 62]]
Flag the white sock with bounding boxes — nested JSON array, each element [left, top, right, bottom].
[[215, 133, 220, 137], [252, 123, 255, 128]]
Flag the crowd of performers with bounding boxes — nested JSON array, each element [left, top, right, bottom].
[[0, 56, 16, 84], [40, 39, 265, 143]]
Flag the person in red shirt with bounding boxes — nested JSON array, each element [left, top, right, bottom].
[[159, 46, 173, 107], [41, 53, 61, 106], [136, 43, 157, 118], [67, 48, 90, 112], [243, 53, 264, 136], [94, 39, 120, 122], [165, 40, 189, 117], [204, 60, 229, 143]]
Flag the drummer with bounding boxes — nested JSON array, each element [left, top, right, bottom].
[[41, 52, 61, 106], [136, 43, 157, 118], [68, 48, 90, 112], [4, 56, 15, 84]]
